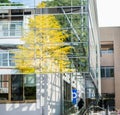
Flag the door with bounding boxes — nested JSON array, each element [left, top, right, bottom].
[[11, 75, 23, 101]]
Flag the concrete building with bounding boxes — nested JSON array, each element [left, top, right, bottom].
[[0, 0, 100, 115], [100, 27, 120, 110]]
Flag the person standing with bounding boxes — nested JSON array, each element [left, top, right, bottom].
[[77, 98, 84, 110]]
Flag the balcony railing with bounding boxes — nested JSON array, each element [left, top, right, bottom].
[[101, 50, 113, 54], [0, 21, 23, 38]]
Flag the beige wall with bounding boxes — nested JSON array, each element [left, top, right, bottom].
[[101, 78, 115, 93], [101, 54, 114, 66], [100, 27, 115, 41], [100, 27, 120, 109], [113, 28, 120, 108]]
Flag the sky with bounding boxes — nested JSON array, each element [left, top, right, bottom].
[[10, 0, 41, 7], [97, 0, 120, 27], [10, 0, 120, 27]]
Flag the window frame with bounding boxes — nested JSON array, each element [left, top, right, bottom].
[[0, 74, 36, 103], [64, 80, 71, 101], [101, 66, 114, 78], [0, 75, 9, 102], [0, 51, 15, 67], [0, 21, 23, 37], [101, 43, 114, 54]]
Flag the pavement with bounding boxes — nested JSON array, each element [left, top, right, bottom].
[[69, 109, 118, 115], [89, 111, 117, 115]]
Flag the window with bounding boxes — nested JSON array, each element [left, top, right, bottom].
[[11, 75, 23, 101], [2, 24, 8, 36], [101, 66, 114, 78], [0, 75, 9, 100], [0, 51, 15, 67], [64, 81, 71, 100], [24, 74, 36, 100], [0, 74, 36, 102], [9, 53, 15, 66], [10, 24, 16, 36], [0, 21, 22, 37], [101, 44, 114, 54]]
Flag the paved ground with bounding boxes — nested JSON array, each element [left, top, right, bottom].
[[69, 109, 118, 115], [89, 111, 117, 115]]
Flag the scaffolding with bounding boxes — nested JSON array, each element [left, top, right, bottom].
[[0, 0, 100, 114]]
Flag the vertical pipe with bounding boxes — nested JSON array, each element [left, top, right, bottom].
[[60, 73, 64, 115], [84, 73, 87, 108], [87, 0, 90, 72]]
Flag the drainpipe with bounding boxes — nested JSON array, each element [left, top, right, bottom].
[[60, 73, 64, 115]]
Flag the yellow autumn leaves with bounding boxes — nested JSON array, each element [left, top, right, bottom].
[[14, 3, 74, 74]]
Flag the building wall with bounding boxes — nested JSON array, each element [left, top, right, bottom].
[[0, 72, 83, 115], [101, 78, 115, 93], [89, 0, 101, 96], [100, 27, 120, 109], [0, 74, 62, 115], [100, 53, 114, 66], [0, 1, 100, 114]]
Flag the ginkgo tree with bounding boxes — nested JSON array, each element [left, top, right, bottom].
[[14, 3, 74, 74]]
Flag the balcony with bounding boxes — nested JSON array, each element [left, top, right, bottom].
[[0, 21, 23, 38]]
